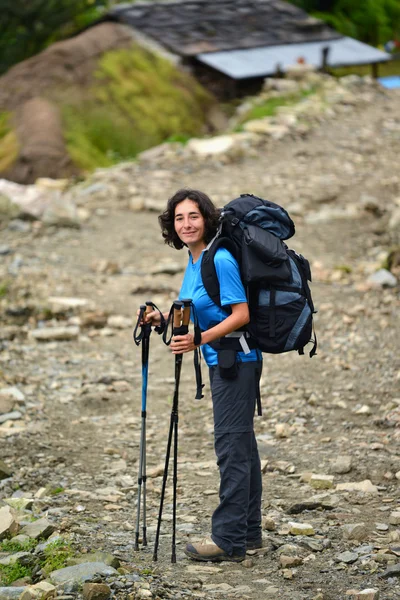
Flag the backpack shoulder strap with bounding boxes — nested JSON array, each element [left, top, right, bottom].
[[201, 237, 237, 309]]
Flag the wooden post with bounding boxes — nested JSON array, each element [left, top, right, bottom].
[[371, 62, 379, 79], [321, 46, 330, 72]]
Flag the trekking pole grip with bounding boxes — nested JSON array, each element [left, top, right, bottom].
[[173, 301, 183, 329], [182, 300, 191, 328]]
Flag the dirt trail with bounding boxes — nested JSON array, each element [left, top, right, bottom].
[[1, 86, 400, 600]]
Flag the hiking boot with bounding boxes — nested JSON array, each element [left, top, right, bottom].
[[246, 538, 263, 550], [184, 538, 245, 563]]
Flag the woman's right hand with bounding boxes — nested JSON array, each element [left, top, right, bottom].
[[136, 308, 166, 327], [144, 310, 162, 326]]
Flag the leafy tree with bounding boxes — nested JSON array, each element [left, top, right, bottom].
[[0, 0, 109, 74], [290, 0, 400, 46]]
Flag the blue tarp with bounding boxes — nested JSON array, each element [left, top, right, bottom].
[[378, 76, 400, 89]]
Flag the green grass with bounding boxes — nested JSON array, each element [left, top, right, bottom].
[[331, 58, 400, 78], [0, 562, 31, 585], [0, 112, 19, 172], [0, 538, 37, 553], [237, 87, 317, 126], [0, 537, 75, 583], [40, 538, 74, 574], [49, 486, 65, 496], [0, 281, 9, 298], [62, 45, 215, 172]]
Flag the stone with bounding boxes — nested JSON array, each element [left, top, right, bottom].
[[202, 583, 233, 591], [350, 591, 379, 600], [186, 135, 234, 156], [262, 516, 276, 531], [0, 551, 31, 566], [282, 568, 294, 579], [367, 269, 397, 288], [147, 465, 164, 478], [336, 480, 378, 494], [0, 505, 19, 539], [19, 517, 55, 539], [49, 562, 118, 584], [242, 559, 254, 568], [19, 581, 56, 600], [286, 63, 317, 79], [0, 387, 25, 402], [150, 262, 184, 276], [275, 423, 292, 438], [42, 194, 80, 228], [0, 411, 23, 424], [280, 554, 303, 567], [243, 120, 289, 140], [311, 493, 341, 509], [107, 315, 132, 329], [289, 522, 315, 536], [331, 455, 353, 474], [335, 551, 358, 564], [47, 297, 95, 314], [68, 552, 119, 569], [3, 498, 33, 511], [0, 396, 14, 414], [0, 459, 13, 479], [264, 587, 280, 596], [82, 583, 111, 600], [381, 563, 400, 578], [389, 512, 400, 525], [29, 326, 80, 341], [0, 326, 20, 341], [0, 588, 26, 599], [0, 193, 20, 220], [309, 474, 334, 489], [277, 544, 301, 557], [342, 523, 369, 542], [80, 311, 108, 328]]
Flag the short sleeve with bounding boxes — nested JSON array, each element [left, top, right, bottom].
[[214, 248, 247, 307]]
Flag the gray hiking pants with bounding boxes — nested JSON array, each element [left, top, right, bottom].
[[209, 360, 262, 557]]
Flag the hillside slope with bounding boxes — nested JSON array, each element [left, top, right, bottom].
[[0, 22, 217, 184]]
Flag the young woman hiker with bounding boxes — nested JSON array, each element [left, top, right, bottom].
[[145, 188, 263, 563]]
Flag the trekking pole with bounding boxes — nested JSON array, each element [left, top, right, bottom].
[[133, 301, 165, 551], [153, 299, 191, 563]]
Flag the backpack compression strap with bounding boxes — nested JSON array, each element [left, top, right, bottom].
[[287, 250, 318, 358], [201, 236, 238, 309]]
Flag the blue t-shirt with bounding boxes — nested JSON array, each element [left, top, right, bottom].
[[179, 247, 261, 366]]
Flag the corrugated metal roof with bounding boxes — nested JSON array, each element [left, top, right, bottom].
[[197, 37, 392, 79]]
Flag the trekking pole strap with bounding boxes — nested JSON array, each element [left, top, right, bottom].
[[133, 301, 166, 345], [133, 304, 147, 345]]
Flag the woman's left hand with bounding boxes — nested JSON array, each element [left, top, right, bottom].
[[170, 333, 198, 354]]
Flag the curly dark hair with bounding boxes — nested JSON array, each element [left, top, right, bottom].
[[158, 189, 220, 250]]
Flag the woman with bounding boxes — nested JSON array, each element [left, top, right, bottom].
[[146, 188, 262, 563]]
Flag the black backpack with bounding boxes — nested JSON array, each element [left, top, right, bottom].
[[201, 193, 317, 357]]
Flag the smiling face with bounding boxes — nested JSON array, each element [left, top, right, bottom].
[[174, 198, 206, 249]]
